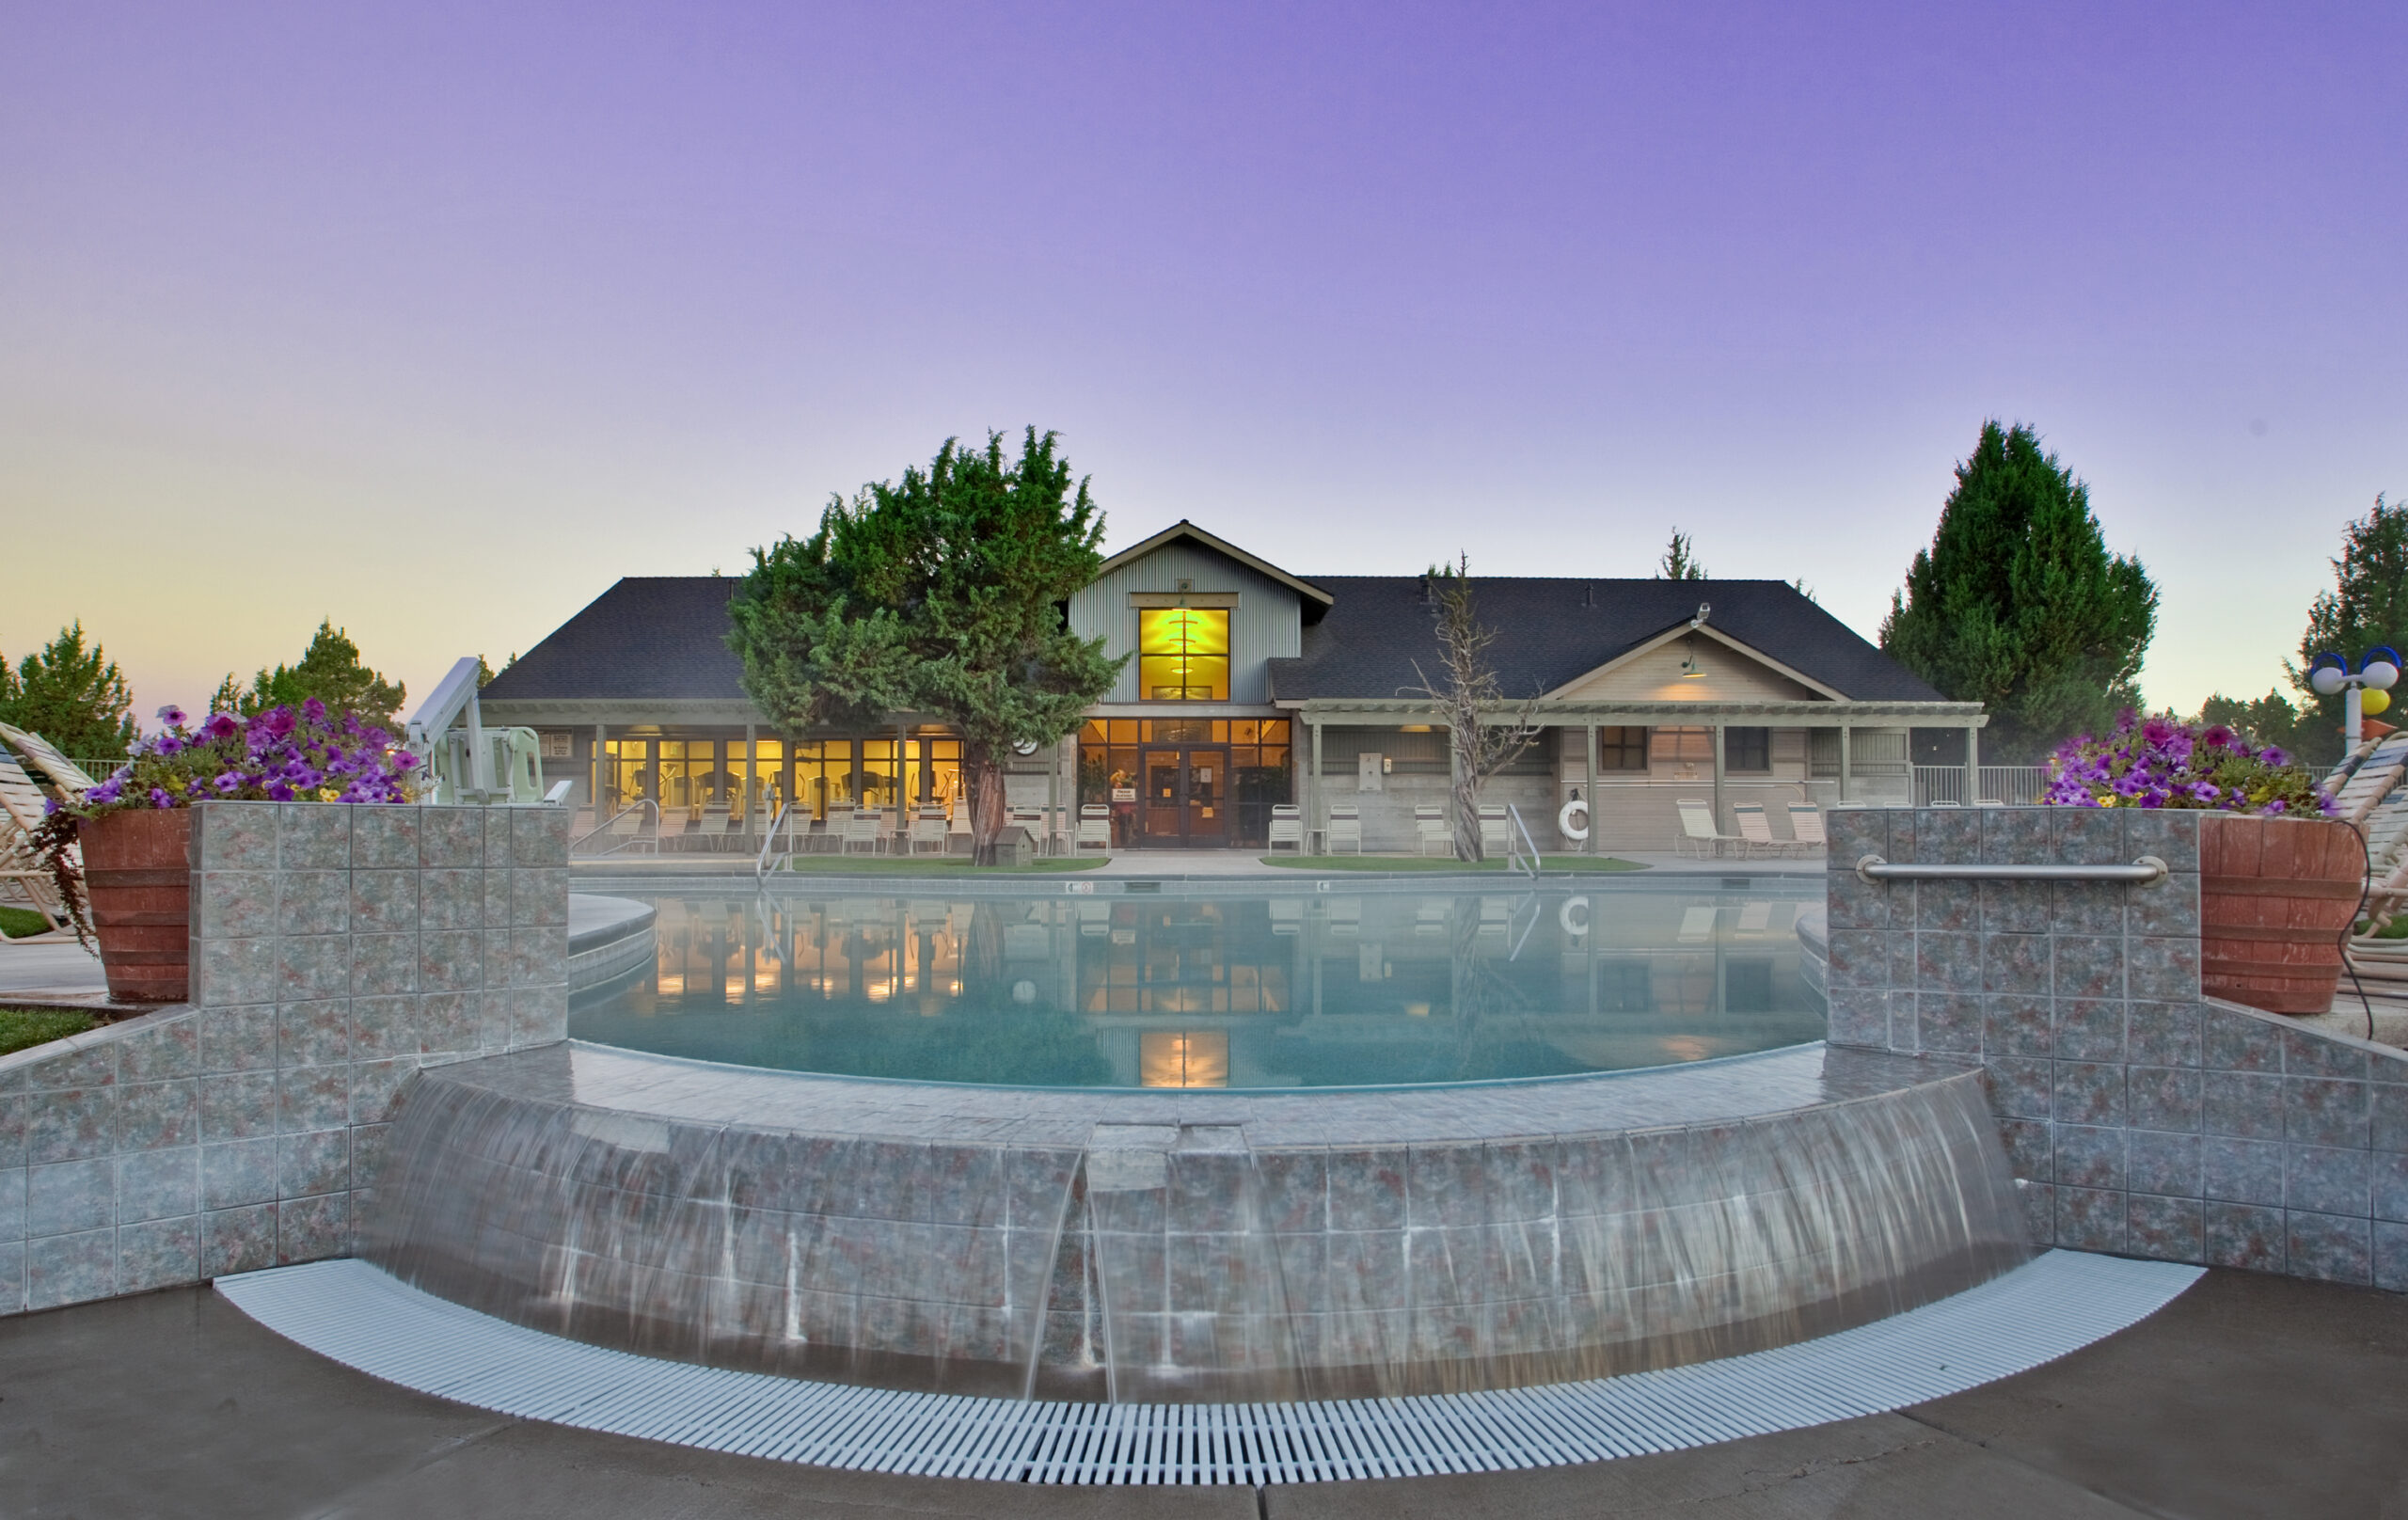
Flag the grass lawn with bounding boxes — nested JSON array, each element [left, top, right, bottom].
[[0, 905, 57, 939], [0, 1007, 96, 1057], [784, 856, 1108, 875], [1259, 854, 1651, 873]]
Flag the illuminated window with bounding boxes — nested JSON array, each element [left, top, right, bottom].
[[1138, 609, 1230, 702]]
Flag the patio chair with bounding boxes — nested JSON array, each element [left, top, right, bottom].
[[1732, 802, 1781, 858], [1326, 804, 1363, 855], [1674, 799, 1744, 859], [1414, 804, 1450, 857], [695, 805, 729, 851], [2330, 734, 2408, 825], [1076, 804, 1113, 852], [909, 807, 950, 855], [947, 809, 974, 854], [1477, 804, 1512, 858], [1786, 803, 1827, 855], [0, 752, 80, 940], [0, 721, 101, 796], [1266, 803, 1303, 853], [1009, 806, 1047, 856], [842, 809, 888, 854]]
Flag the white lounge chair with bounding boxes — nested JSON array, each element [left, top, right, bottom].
[[842, 809, 888, 854], [908, 807, 951, 855], [1076, 803, 1113, 852], [1786, 803, 1827, 855], [1326, 804, 1363, 855], [0, 751, 80, 940], [1674, 799, 1744, 859], [0, 721, 101, 796], [1732, 802, 1781, 858], [1477, 804, 1512, 858], [2330, 734, 2408, 825], [1266, 803, 1303, 853], [1415, 804, 1451, 857]]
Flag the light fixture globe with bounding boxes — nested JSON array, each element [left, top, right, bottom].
[[2310, 657, 2350, 697], [2363, 647, 2400, 690], [2364, 689, 2393, 717]]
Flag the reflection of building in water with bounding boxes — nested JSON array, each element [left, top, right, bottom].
[[582, 892, 1823, 1085]]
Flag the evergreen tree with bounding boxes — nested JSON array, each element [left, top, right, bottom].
[[1657, 530, 1707, 579], [2196, 690, 2306, 757], [1880, 421, 2158, 761], [234, 621, 407, 729], [727, 428, 1126, 863], [0, 623, 137, 759], [2286, 493, 2408, 764]]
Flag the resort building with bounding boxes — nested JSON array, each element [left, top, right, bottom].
[[479, 521, 1981, 851]]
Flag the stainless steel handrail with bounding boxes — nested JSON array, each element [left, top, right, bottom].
[[1856, 854, 2168, 886]]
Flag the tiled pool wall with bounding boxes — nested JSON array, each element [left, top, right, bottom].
[[1823, 805, 2408, 1290], [0, 800, 570, 1316]]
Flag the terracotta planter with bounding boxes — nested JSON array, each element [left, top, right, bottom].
[[81, 808, 193, 1005], [2200, 813, 2365, 1016]]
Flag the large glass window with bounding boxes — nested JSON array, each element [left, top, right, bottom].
[[1598, 726, 1648, 770], [1137, 609, 1230, 701], [1650, 727, 1713, 766], [793, 741, 853, 819], [1727, 727, 1771, 772]]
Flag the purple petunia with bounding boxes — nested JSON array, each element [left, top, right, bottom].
[[155, 705, 186, 727], [204, 713, 241, 741], [150, 787, 173, 808]]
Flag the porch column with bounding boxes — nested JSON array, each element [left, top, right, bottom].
[[1308, 720, 1323, 852], [1047, 741, 1061, 856], [1838, 725, 1852, 804], [895, 719, 909, 838], [1965, 723, 1980, 805], [745, 722, 757, 831], [1584, 723, 1600, 856], [593, 724, 607, 815], [1711, 724, 1727, 834]]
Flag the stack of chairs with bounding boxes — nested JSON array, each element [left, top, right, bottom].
[[1076, 804, 1112, 852], [1326, 804, 1363, 855], [1266, 803, 1303, 853], [1477, 804, 1512, 858]]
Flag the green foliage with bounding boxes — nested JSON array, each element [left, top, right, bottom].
[[1657, 530, 1706, 580], [2196, 689, 2308, 758], [0, 905, 54, 938], [727, 429, 1127, 858], [1880, 420, 2158, 762], [0, 623, 136, 759], [226, 621, 406, 729], [2285, 493, 2408, 765], [475, 653, 515, 689], [0, 1007, 96, 1057]]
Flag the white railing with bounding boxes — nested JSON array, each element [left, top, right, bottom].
[[1911, 766, 2052, 806], [571, 799, 659, 856]]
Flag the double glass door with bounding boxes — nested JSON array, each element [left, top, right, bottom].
[[1139, 747, 1228, 847]]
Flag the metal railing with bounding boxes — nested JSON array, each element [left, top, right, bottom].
[[754, 802, 801, 879], [1503, 803, 1543, 879], [1856, 853, 2169, 885], [1910, 766, 2052, 806], [571, 800, 659, 856]]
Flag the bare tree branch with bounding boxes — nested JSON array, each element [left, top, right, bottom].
[[1400, 554, 1542, 861]]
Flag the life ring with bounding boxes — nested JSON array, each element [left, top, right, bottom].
[[1558, 798, 1591, 841], [1559, 895, 1590, 937]]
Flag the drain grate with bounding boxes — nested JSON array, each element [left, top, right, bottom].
[[217, 1252, 2199, 1485]]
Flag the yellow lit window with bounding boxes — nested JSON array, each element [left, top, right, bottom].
[[1137, 609, 1230, 702], [1140, 1030, 1230, 1087]]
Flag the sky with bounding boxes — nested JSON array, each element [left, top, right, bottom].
[[4, 1, 2402, 730]]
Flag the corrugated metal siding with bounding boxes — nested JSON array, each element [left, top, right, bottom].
[[1069, 542, 1303, 705]]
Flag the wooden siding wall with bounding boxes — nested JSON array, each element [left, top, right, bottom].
[[1067, 540, 1304, 705], [1551, 633, 1824, 703]]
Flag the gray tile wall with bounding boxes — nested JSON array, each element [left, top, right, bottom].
[[0, 800, 571, 1316], [1826, 805, 2408, 1290]]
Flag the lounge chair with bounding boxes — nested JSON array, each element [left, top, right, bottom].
[[909, 807, 951, 855], [1786, 803, 1827, 855], [0, 721, 101, 795], [1266, 803, 1303, 853], [1414, 804, 1450, 857], [2329, 734, 2408, 825], [1732, 802, 1782, 858], [0, 751, 80, 940], [1477, 804, 1512, 858], [1009, 806, 1047, 856], [842, 809, 888, 854], [1674, 799, 1744, 859], [1076, 803, 1112, 852], [1326, 804, 1363, 855]]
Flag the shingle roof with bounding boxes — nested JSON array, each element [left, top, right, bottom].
[[479, 578, 749, 703], [1264, 577, 1944, 704]]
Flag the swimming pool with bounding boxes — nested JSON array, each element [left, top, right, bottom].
[[568, 884, 1827, 1087]]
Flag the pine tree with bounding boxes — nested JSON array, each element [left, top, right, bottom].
[[236, 621, 407, 729], [1657, 530, 1707, 580], [1880, 421, 2158, 761], [0, 622, 138, 759], [2286, 493, 2408, 764]]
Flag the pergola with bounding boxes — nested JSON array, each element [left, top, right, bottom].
[[1284, 697, 1991, 846]]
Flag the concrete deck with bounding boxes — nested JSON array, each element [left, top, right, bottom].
[[0, 938, 109, 1006], [0, 1267, 2400, 1517]]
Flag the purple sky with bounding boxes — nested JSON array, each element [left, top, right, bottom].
[[5, 2, 2402, 728]]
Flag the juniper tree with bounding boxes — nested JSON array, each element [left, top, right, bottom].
[[1879, 421, 2157, 761], [0, 623, 137, 759], [727, 429, 1125, 864], [217, 621, 407, 730]]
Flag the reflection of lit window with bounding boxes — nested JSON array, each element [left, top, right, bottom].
[[1140, 1030, 1229, 1086], [1138, 610, 1229, 702]]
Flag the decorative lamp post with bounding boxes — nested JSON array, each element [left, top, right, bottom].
[[2307, 646, 2401, 748]]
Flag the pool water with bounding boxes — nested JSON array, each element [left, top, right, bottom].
[[568, 887, 1827, 1089]]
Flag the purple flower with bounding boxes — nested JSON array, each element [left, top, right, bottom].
[[154, 705, 186, 727], [155, 735, 182, 754], [2260, 746, 2289, 768], [149, 787, 173, 809], [302, 696, 327, 722], [393, 752, 419, 770], [2201, 724, 2235, 749], [265, 782, 294, 802], [214, 772, 244, 795], [2268, 799, 2289, 814], [204, 713, 241, 741]]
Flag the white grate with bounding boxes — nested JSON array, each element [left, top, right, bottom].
[[217, 1251, 2199, 1485]]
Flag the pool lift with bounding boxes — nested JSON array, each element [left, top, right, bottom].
[[404, 656, 570, 806]]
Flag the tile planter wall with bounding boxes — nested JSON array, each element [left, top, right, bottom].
[[0, 800, 570, 1316], [1823, 805, 2408, 1290]]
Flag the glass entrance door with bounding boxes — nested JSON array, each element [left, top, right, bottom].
[[1137, 748, 1229, 847]]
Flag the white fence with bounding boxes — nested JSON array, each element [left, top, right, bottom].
[[1910, 766, 2052, 807]]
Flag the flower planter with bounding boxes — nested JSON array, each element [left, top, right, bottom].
[[80, 808, 192, 1004], [2200, 812, 2365, 1016]]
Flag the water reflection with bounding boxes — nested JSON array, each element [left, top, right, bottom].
[[569, 889, 1827, 1088]]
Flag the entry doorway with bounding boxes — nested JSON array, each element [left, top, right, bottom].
[[1138, 747, 1228, 847]]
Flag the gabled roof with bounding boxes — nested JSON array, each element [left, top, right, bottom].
[[1264, 578, 1945, 705], [1098, 520, 1334, 607], [480, 578, 750, 703]]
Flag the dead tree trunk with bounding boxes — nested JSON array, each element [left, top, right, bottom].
[[1406, 557, 1540, 863]]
